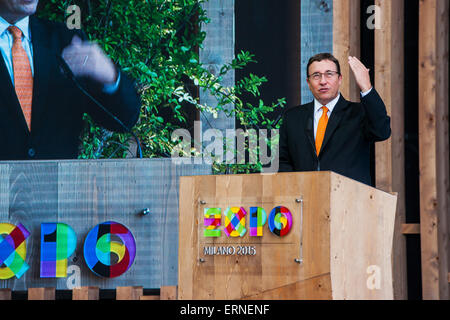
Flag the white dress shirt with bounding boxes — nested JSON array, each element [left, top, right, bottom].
[[313, 88, 372, 139]]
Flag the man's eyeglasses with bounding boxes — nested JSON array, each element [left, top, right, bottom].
[[308, 71, 340, 81]]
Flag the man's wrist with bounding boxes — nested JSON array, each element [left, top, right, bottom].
[[360, 87, 373, 97]]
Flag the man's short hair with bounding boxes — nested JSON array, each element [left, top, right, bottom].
[[307, 53, 341, 78]]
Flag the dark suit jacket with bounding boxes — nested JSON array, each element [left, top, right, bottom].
[[0, 15, 141, 160], [278, 89, 391, 185]]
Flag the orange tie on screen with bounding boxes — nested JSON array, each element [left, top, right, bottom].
[[9, 26, 33, 131], [315, 106, 329, 155]]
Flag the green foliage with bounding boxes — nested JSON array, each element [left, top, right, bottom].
[[37, 0, 285, 172]]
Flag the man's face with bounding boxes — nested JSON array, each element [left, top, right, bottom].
[[307, 59, 342, 106], [0, 0, 39, 24]]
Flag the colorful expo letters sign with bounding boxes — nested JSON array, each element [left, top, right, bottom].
[[0, 221, 136, 280], [1, 206, 293, 279], [203, 206, 293, 256]]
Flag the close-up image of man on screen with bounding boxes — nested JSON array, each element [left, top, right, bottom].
[[0, 0, 141, 161]]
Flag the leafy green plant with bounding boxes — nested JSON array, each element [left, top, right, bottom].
[[37, 0, 285, 173]]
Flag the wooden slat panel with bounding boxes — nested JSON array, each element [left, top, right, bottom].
[[199, 0, 235, 133], [418, 0, 450, 300], [0, 162, 59, 290], [28, 287, 55, 300], [374, 0, 407, 300], [160, 285, 177, 300], [438, 0, 450, 299], [374, 0, 405, 192], [330, 173, 397, 300], [0, 289, 11, 300], [116, 286, 143, 300], [72, 286, 99, 300], [333, 0, 361, 101], [0, 159, 210, 290]]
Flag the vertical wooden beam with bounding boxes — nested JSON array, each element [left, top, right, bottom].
[[72, 286, 99, 300], [0, 289, 11, 300], [160, 285, 178, 300], [116, 286, 143, 300], [374, 0, 407, 300], [418, 0, 450, 300], [333, 0, 361, 101]]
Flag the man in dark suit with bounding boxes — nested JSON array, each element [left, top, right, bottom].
[[278, 53, 391, 185], [0, 0, 141, 160]]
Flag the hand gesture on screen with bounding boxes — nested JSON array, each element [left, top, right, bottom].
[[62, 35, 117, 85]]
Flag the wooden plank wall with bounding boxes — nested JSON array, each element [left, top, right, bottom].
[[418, 0, 450, 300], [338, 0, 450, 300], [333, 0, 361, 101], [331, 0, 449, 300], [373, 0, 407, 300]]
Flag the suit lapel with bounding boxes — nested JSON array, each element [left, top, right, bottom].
[[319, 95, 349, 156], [29, 15, 52, 133], [303, 101, 317, 157], [0, 36, 31, 134]]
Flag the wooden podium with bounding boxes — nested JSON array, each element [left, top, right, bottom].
[[178, 171, 397, 300]]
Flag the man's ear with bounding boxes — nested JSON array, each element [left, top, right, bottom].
[[306, 77, 310, 86]]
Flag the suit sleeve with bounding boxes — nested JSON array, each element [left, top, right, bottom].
[[68, 33, 141, 132], [278, 114, 294, 172], [59, 28, 141, 132], [83, 72, 141, 132], [360, 88, 391, 142]]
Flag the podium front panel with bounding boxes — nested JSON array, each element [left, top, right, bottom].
[[179, 172, 334, 300]]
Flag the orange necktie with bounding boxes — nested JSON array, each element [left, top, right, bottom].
[[315, 106, 328, 155], [9, 26, 33, 131]]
